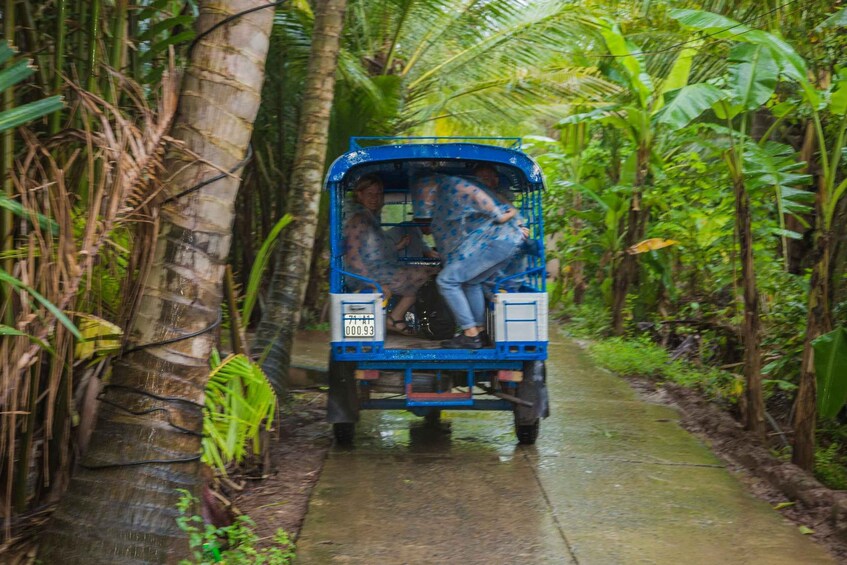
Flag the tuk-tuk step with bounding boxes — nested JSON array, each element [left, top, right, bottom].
[[405, 390, 474, 407]]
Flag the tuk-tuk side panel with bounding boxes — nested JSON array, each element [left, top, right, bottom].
[[329, 293, 385, 342], [491, 292, 548, 343]]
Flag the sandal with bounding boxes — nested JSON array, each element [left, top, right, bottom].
[[386, 316, 416, 336]]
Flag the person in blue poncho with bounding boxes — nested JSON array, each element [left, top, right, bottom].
[[416, 167, 526, 349], [473, 163, 534, 295]]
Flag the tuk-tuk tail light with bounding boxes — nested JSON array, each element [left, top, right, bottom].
[[497, 370, 523, 382], [355, 369, 380, 380]]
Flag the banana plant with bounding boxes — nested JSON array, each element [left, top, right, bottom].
[[670, 7, 847, 469], [813, 327, 847, 420], [659, 13, 801, 438], [563, 20, 702, 335]]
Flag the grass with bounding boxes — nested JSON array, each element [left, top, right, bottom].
[[587, 337, 741, 402], [582, 329, 847, 490]]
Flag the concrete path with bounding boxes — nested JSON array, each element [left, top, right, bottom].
[[294, 338, 835, 564]]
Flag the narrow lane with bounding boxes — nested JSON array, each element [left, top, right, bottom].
[[294, 338, 835, 564]]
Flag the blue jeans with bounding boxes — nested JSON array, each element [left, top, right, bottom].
[[437, 240, 518, 330]]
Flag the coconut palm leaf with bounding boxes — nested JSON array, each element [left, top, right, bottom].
[[0, 324, 55, 354], [242, 214, 293, 326], [203, 353, 277, 473]]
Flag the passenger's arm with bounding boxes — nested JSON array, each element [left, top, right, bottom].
[[462, 180, 516, 223], [497, 207, 517, 223], [344, 213, 370, 273]]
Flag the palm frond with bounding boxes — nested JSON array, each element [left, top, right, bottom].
[[203, 353, 277, 473]]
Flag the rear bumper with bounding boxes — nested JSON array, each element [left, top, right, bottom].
[[330, 341, 546, 363]]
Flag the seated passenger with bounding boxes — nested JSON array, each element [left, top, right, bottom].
[[386, 223, 440, 260], [344, 174, 439, 336]]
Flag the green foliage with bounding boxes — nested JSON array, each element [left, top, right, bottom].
[[588, 337, 672, 377], [0, 267, 82, 340], [0, 325, 54, 354], [588, 337, 740, 401], [0, 193, 59, 235], [0, 41, 64, 132], [813, 327, 847, 420], [242, 214, 293, 327], [135, 2, 198, 86], [203, 351, 277, 474], [814, 443, 847, 491], [556, 301, 611, 339], [175, 490, 295, 565], [655, 83, 723, 129]]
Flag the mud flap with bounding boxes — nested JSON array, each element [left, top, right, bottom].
[[327, 358, 359, 424], [515, 360, 549, 425]]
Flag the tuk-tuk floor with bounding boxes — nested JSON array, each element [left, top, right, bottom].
[[384, 334, 442, 349]]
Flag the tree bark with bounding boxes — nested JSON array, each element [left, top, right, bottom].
[[611, 143, 649, 336], [38, 2, 274, 562], [732, 173, 765, 438], [569, 122, 586, 305], [256, 0, 347, 393], [793, 229, 833, 471]]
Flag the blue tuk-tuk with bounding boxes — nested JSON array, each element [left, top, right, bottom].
[[325, 137, 549, 444]]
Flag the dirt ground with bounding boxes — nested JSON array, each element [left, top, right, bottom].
[[230, 381, 847, 563], [225, 392, 332, 545]]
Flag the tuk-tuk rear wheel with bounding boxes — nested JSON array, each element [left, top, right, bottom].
[[515, 417, 539, 445]]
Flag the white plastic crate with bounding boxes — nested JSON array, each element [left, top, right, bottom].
[[491, 292, 548, 343], [330, 293, 385, 342]]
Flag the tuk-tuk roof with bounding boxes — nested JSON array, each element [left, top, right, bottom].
[[325, 139, 544, 187]]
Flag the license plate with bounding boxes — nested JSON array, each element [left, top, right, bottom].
[[344, 314, 375, 338]]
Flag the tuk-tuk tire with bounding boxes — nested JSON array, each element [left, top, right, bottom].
[[516, 422, 539, 444], [327, 357, 359, 425], [514, 360, 549, 424], [515, 417, 540, 445], [333, 422, 355, 445]]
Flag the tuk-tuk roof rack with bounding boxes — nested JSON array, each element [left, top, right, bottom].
[[349, 136, 522, 151], [327, 138, 544, 185]]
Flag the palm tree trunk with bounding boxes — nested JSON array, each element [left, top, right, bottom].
[[732, 172, 765, 438], [38, 2, 274, 562], [256, 0, 347, 393]]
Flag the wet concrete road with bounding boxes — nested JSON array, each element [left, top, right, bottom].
[[293, 337, 835, 564]]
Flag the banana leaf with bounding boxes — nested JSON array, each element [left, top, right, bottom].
[[813, 327, 847, 419]]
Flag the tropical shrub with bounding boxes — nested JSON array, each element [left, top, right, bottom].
[[176, 490, 295, 565]]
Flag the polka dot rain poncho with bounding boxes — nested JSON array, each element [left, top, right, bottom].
[[343, 199, 435, 296], [415, 173, 524, 268]]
